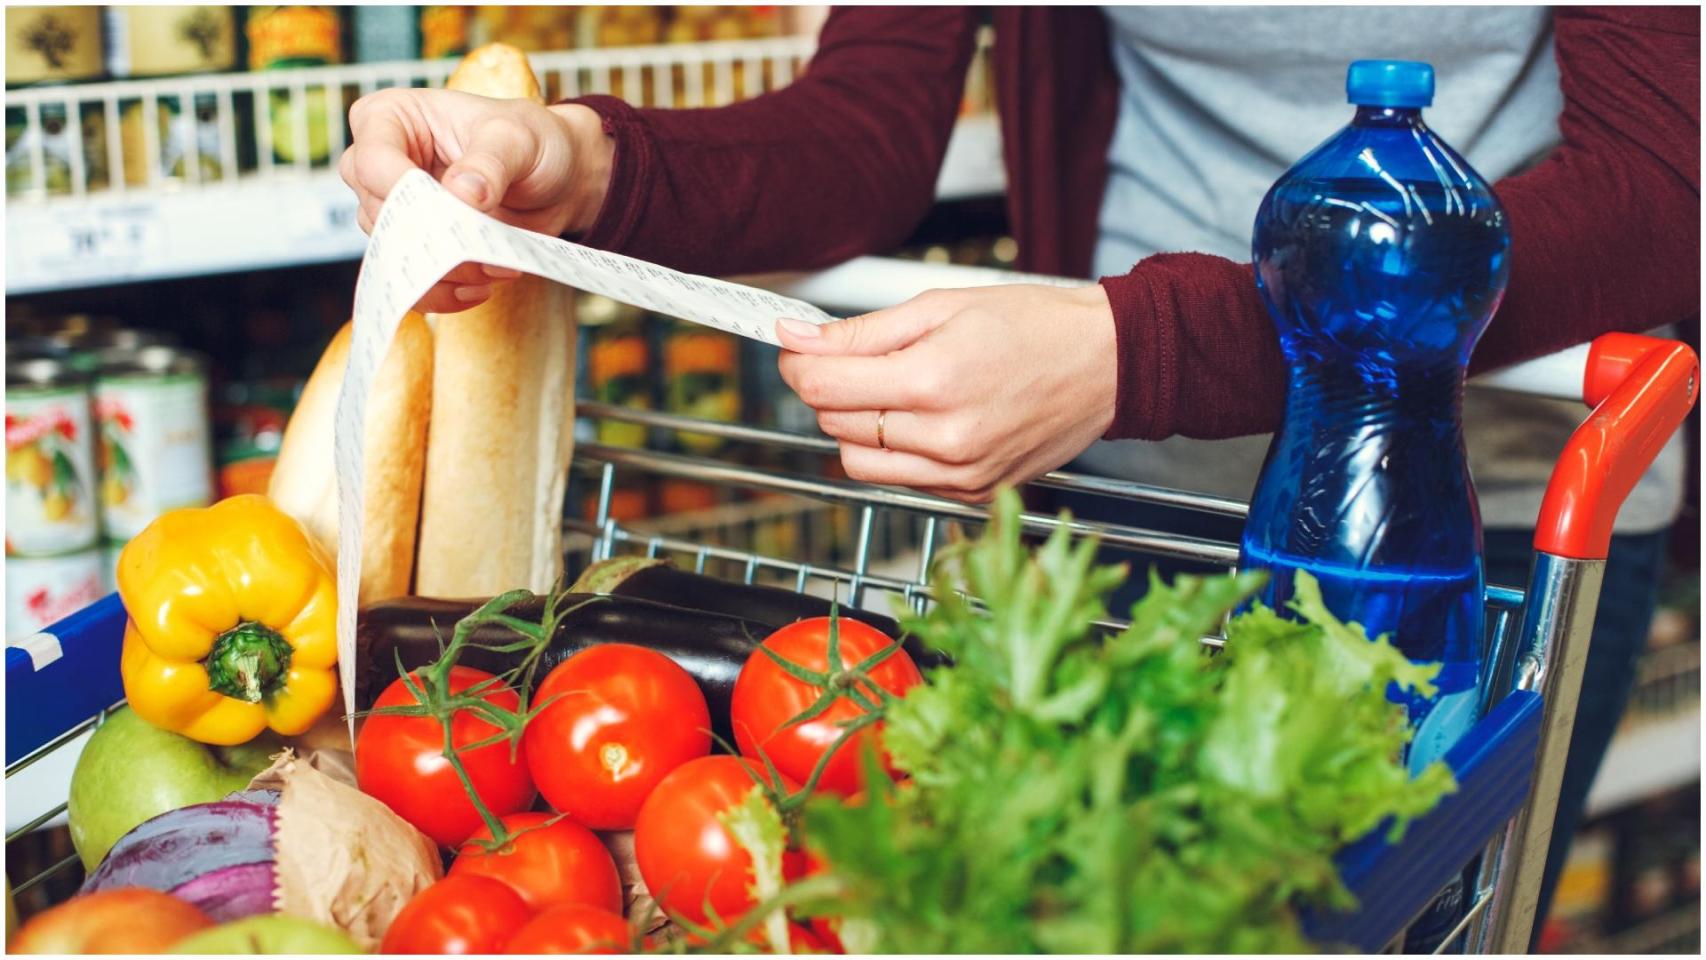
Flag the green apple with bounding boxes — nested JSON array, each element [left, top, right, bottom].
[[67, 706, 282, 870], [169, 915, 364, 955]]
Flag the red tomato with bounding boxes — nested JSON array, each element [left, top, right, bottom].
[[687, 922, 831, 954], [634, 755, 797, 926], [450, 812, 622, 913], [357, 665, 537, 848], [730, 617, 922, 795], [380, 875, 532, 955], [524, 643, 711, 830], [794, 848, 846, 953], [504, 903, 632, 954]]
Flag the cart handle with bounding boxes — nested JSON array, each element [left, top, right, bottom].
[[1534, 333, 1698, 560]]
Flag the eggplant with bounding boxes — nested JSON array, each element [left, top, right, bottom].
[[571, 556, 909, 639], [356, 593, 946, 746]]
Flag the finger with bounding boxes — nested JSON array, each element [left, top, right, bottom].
[[415, 283, 476, 315], [338, 144, 358, 191], [482, 264, 523, 280], [918, 485, 997, 505], [347, 107, 424, 202], [356, 205, 374, 235], [776, 295, 950, 357], [438, 262, 500, 287], [778, 352, 928, 411], [838, 442, 986, 492], [816, 409, 934, 457], [442, 113, 539, 213]]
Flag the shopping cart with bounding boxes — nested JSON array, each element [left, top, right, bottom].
[[5, 258, 1697, 954]]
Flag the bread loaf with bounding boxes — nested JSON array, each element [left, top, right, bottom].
[[267, 313, 434, 604], [414, 43, 578, 596]]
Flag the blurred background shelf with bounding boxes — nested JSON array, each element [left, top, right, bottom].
[[6, 29, 1002, 295]]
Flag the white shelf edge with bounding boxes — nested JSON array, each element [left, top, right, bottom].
[[6, 116, 1004, 296], [1584, 703, 1701, 817]]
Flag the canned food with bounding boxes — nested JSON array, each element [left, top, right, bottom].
[[100, 538, 125, 594], [104, 6, 238, 78], [6, 547, 105, 641], [586, 298, 653, 449], [120, 93, 223, 186], [665, 326, 740, 455], [247, 6, 343, 165], [6, 355, 99, 556], [93, 346, 215, 541], [41, 325, 177, 375], [5, 101, 112, 197], [5, 7, 104, 85]]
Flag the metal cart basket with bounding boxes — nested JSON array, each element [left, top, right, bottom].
[[5, 260, 1697, 954]]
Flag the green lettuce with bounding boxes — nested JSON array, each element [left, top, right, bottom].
[[797, 491, 1455, 953]]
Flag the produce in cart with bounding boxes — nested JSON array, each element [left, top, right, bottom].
[[115, 495, 339, 745], [10, 888, 213, 954]]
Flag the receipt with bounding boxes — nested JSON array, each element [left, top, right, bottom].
[[333, 169, 838, 733]]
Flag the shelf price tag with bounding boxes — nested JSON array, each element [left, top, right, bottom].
[[331, 170, 839, 738], [37, 203, 165, 278]]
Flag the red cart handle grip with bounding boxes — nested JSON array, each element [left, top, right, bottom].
[[1534, 333, 1699, 560]]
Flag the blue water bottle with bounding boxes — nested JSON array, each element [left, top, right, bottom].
[[1242, 60, 1510, 775]]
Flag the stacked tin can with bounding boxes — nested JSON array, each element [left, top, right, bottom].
[[6, 320, 215, 639]]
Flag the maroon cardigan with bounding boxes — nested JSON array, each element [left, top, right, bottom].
[[572, 6, 1700, 442]]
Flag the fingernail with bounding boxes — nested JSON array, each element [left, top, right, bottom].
[[482, 265, 522, 280], [778, 317, 821, 340], [453, 284, 492, 302], [449, 171, 488, 206]]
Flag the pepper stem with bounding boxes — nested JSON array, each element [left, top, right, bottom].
[[205, 622, 293, 703]]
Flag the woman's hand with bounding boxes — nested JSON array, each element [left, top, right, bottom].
[[339, 88, 614, 313], [777, 283, 1119, 503]]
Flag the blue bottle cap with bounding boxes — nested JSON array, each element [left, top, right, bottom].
[[1346, 60, 1434, 109]]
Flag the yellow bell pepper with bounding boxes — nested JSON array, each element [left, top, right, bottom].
[[117, 494, 339, 745]]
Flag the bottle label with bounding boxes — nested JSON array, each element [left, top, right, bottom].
[[247, 6, 341, 71], [1408, 685, 1479, 775], [420, 6, 471, 61]]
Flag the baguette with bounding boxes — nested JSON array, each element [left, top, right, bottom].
[[267, 314, 434, 604], [414, 43, 578, 596]]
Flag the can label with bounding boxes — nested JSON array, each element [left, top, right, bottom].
[[419, 6, 471, 60], [105, 6, 238, 78], [6, 548, 105, 641], [5, 7, 104, 85], [95, 373, 214, 540], [100, 539, 125, 594], [6, 103, 112, 197], [6, 388, 99, 555], [246, 5, 342, 70]]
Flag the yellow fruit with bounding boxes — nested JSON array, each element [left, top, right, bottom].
[[14, 447, 51, 488], [102, 474, 129, 507], [42, 489, 70, 521]]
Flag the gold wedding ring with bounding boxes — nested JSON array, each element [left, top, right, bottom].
[[876, 410, 888, 451]]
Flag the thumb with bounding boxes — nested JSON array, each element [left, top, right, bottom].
[[776, 301, 944, 356], [442, 114, 538, 214]]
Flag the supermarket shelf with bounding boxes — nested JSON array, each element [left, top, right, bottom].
[[5, 174, 364, 294], [1584, 704, 1701, 817], [5, 31, 1003, 296], [4, 113, 1005, 296]]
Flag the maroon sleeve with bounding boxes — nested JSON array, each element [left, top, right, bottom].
[[1101, 5, 1701, 442], [567, 7, 979, 276]]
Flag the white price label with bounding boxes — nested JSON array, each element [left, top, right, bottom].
[[332, 170, 839, 736], [49, 204, 164, 271]]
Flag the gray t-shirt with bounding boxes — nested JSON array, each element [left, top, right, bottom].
[[1091, 5, 1684, 533]]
